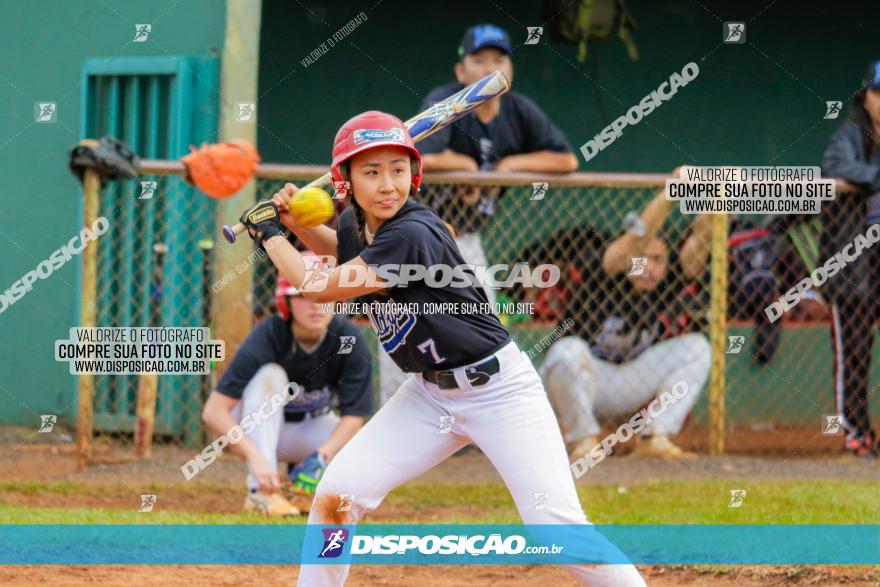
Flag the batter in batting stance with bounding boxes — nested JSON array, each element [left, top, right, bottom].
[[202, 266, 374, 515], [238, 111, 645, 586]]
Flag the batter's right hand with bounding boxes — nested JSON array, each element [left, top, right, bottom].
[[272, 183, 300, 231], [249, 453, 281, 493]]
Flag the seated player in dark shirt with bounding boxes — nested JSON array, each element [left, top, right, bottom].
[[418, 23, 579, 175], [202, 262, 373, 516], [540, 172, 713, 461]]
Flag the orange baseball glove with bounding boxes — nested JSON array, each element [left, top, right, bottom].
[[182, 140, 260, 199]]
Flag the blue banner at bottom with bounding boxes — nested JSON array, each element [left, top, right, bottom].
[[0, 525, 877, 565]]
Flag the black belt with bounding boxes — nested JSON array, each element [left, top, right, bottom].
[[284, 407, 330, 423], [423, 356, 500, 390]]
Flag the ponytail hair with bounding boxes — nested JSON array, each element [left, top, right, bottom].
[[339, 162, 368, 244]]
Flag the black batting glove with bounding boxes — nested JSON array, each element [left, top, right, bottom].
[[239, 200, 285, 245]]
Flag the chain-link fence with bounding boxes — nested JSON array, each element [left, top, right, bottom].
[[90, 172, 216, 448], [86, 163, 877, 453]]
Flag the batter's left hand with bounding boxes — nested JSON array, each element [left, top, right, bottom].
[[239, 200, 284, 244], [289, 451, 327, 496]]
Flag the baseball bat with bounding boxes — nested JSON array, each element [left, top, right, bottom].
[[198, 239, 215, 410], [221, 70, 511, 243], [135, 242, 167, 458]]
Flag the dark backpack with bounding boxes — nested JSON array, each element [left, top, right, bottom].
[[543, 0, 639, 61]]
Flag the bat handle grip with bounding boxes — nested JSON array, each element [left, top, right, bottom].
[[222, 222, 247, 243]]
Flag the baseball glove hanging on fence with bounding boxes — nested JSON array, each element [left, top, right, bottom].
[[68, 136, 140, 186], [182, 140, 260, 199]]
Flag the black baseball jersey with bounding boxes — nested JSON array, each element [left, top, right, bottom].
[[572, 252, 703, 364], [417, 83, 573, 168], [216, 315, 374, 417], [336, 198, 510, 372]]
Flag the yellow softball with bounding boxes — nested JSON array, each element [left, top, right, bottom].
[[289, 186, 334, 227]]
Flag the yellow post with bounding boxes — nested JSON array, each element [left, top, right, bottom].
[[708, 199, 729, 455], [77, 168, 101, 470], [213, 0, 262, 379]]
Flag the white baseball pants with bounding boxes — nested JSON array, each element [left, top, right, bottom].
[[297, 341, 645, 586], [540, 334, 710, 444], [231, 363, 339, 491]]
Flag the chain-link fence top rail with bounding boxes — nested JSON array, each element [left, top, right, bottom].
[[102, 161, 870, 448]]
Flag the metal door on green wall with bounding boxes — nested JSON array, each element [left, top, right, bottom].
[[79, 56, 218, 446]]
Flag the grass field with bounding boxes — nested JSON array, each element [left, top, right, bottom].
[[2, 434, 879, 585], [2, 479, 879, 524]]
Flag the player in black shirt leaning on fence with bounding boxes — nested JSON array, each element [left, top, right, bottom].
[[201, 266, 374, 516], [540, 176, 713, 461], [417, 24, 577, 300]]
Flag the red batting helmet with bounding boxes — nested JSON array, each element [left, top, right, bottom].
[[330, 111, 422, 199], [275, 274, 299, 321], [274, 252, 330, 320]]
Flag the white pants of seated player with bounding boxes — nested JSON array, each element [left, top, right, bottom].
[[230, 363, 339, 491], [297, 341, 645, 587], [377, 232, 497, 404], [540, 334, 710, 444], [455, 232, 498, 308]]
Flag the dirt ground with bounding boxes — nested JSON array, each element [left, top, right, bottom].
[[2, 426, 879, 585], [0, 564, 877, 586], [2, 424, 878, 490]]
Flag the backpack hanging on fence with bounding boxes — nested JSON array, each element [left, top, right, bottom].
[[543, 0, 639, 62]]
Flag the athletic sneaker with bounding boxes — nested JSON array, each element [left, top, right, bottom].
[[567, 436, 599, 461], [845, 432, 878, 458], [244, 491, 301, 516], [630, 435, 697, 459]]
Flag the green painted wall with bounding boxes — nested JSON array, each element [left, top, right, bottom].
[[258, 0, 880, 170], [0, 0, 226, 426]]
